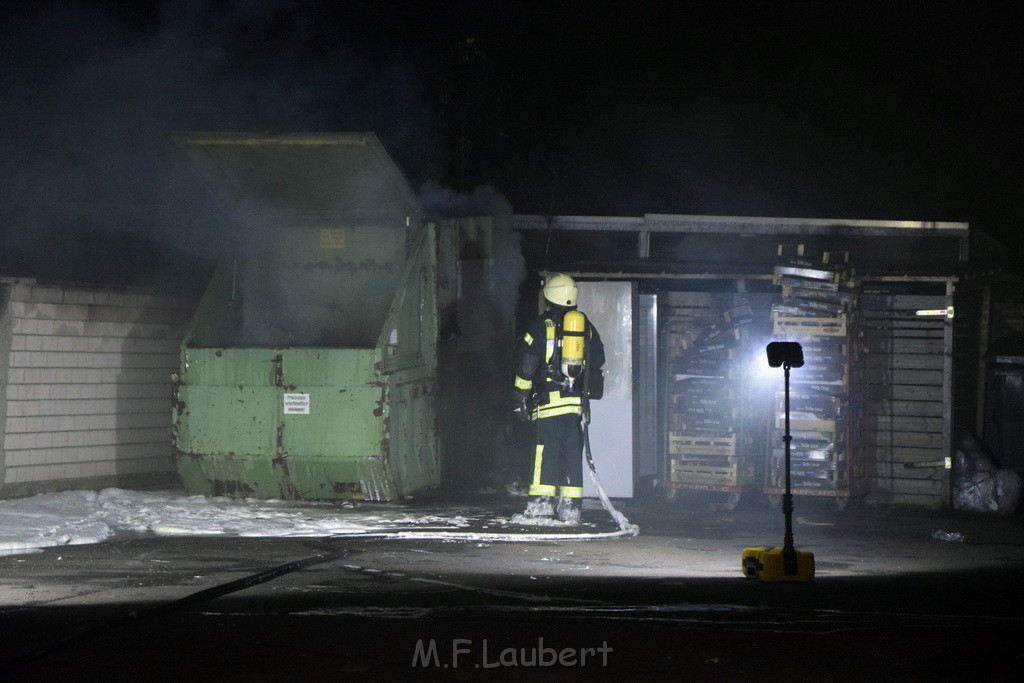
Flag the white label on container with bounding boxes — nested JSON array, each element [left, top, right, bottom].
[[283, 393, 310, 415]]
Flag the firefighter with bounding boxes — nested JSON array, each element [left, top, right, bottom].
[[513, 273, 605, 523]]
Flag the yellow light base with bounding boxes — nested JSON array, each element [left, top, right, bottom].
[[742, 546, 815, 582]]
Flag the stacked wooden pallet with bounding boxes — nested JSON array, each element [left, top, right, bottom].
[[768, 246, 857, 497], [667, 298, 761, 490]]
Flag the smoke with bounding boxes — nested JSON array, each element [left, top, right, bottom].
[[0, 1, 440, 262], [415, 182, 524, 491], [417, 181, 523, 318], [490, 221, 527, 321], [418, 181, 513, 220]]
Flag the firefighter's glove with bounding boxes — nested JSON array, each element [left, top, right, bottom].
[[513, 391, 533, 422]]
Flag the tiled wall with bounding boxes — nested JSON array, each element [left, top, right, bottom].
[[0, 281, 194, 498]]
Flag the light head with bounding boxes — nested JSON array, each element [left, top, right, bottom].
[[766, 341, 804, 368]]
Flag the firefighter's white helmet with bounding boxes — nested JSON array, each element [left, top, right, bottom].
[[543, 273, 578, 307]]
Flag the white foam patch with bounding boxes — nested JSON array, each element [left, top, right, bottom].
[[0, 489, 480, 557], [508, 513, 578, 527], [0, 488, 638, 558]]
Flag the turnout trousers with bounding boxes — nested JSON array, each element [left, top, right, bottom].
[[529, 412, 584, 500]]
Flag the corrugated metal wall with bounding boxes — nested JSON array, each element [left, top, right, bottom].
[[636, 293, 659, 479], [0, 281, 193, 498]]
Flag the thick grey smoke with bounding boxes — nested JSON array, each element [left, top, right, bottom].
[[418, 182, 523, 319], [418, 181, 513, 220], [415, 181, 525, 490]]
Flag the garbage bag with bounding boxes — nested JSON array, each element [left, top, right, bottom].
[[954, 471, 998, 512], [953, 464, 1022, 514], [952, 433, 1021, 514], [954, 432, 995, 475]]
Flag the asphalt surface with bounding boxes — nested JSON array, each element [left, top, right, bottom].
[[2, 492, 1022, 681]]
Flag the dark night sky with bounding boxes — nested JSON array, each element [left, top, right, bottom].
[[2, 0, 1022, 267]]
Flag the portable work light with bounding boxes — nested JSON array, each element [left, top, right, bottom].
[[741, 341, 815, 582]]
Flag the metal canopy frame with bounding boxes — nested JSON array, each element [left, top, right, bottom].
[[515, 213, 970, 262]]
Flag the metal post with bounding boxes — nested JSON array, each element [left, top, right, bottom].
[[782, 361, 797, 575]]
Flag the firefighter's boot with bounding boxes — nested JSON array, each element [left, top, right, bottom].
[[522, 496, 554, 519], [556, 496, 581, 525]]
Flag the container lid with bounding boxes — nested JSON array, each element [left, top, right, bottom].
[[174, 132, 422, 220]]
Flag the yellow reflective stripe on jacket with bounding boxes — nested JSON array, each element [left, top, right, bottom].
[[533, 389, 582, 419], [547, 390, 581, 405], [514, 375, 532, 390], [544, 319, 556, 363], [523, 332, 534, 345], [535, 403, 582, 418]]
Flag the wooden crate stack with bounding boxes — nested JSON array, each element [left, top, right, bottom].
[[667, 300, 760, 490], [768, 246, 857, 499]]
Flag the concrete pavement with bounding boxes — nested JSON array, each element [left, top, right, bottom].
[[2, 494, 1022, 680]]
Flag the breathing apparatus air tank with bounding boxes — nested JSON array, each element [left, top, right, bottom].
[[561, 310, 586, 390]]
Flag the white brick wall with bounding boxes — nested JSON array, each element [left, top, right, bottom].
[[0, 291, 11, 490], [1, 280, 195, 497]]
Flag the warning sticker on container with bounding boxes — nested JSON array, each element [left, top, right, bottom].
[[283, 393, 310, 415], [319, 228, 345, 249]]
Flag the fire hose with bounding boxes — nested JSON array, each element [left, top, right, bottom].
[[582, 407, 639, 536], [580, 323, 638, 537]]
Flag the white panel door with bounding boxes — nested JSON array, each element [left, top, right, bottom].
[[577, 281, 633, 498]]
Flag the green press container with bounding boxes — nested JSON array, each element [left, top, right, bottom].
[[172, 133, 506, 501]]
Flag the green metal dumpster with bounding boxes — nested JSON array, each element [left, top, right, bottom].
[[172, 133, 469, 501]]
